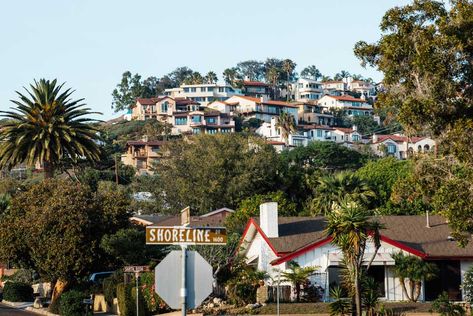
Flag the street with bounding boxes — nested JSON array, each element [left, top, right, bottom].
[[0, 303, 36, 315]]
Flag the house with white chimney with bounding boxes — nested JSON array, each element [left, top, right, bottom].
[[238, 202, 473, 302]]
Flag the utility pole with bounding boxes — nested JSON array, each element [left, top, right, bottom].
[[181, 245, 187, 316], [115, 154, 119, 184]]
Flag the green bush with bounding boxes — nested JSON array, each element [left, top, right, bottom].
[[117, 282, 148, 316], [2, 282, 33, 302], [103, 273, 121, 306], [431, 292, 465, 316], [59, 290, 92, 316]]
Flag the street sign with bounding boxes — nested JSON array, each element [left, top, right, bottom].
[[181, 206, 190, 226], [124, 266, 150, 273], [146, 226, 227, 245], [155, 250, 213, 310]]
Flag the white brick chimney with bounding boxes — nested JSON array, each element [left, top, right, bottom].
[[259, 202, 279, 238]]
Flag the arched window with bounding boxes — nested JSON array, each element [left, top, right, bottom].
[[417, 145, 422, 152], [424, 144, 430, 152]]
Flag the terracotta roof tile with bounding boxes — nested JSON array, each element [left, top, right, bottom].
[[243, 81, 269, 87]]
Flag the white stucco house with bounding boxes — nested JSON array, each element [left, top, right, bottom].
[[370, 134, 436, 159], [239, 202, 473, 302]]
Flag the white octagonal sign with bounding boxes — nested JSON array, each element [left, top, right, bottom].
[[155, 250, 213, 310]]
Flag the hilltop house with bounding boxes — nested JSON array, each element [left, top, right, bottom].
[[224, 95, 299, 123], [370, 134, 436, 159], [318, 95, 374, 117], [121, 140, 165, 175], [239, 202, 473, 302], [290, 78, 324, 102], [164, 83, 242, 106], [242, 81, 271, 99]]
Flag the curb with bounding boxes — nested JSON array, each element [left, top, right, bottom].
[[1, 300, 34, 308], [25, 306, 59, 316]]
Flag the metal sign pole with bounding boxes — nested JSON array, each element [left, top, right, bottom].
[[181, 245, 187, 316], [136, 272, 140, 316]]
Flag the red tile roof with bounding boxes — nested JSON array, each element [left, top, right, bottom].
[[374, 135, 425, 144], [263, 100, 299, 108], [174, 97, 200, 106], [334, 127, 356, 133], [236, 95, 262, 102], [136, 97, 168, 105], [243, 81, 269, 87], [326, 95, 366, 103], [301, 124, 334, 130]]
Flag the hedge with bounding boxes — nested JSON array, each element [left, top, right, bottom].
[[59, 290, 92, 316], [117, 283, 147, 316], [2, 282, 34, 302]]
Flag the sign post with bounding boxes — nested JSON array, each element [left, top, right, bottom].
[[124, 266, 150, 316], [147, 207, 227, 316]]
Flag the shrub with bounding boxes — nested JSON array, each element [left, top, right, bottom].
[[117, 283, 134, 316], [461, 265, 473, 304], [59, 290, 92, 316], [2, 282, 33, 302], [103, 272, 121, 306], [431, 292, 465, 316]]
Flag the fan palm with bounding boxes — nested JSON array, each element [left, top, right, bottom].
[[275, 112, 296, 145], [205, 71, 218, 84], [0, 79, 101, 178], [281, 261, 318, 302], [309, 172, 375, 215], [266, 67, 280, 99], [282, 59, 296, 101], [325, 203, 383, 316]]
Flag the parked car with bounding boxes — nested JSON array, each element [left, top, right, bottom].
[[88, 272, 114, 284]]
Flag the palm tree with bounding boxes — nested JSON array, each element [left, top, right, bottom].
[[0, 79, 101, 178], [281, 261, 318, 302], [301, 65, 322, 81], [266, 67, 280, 99], [205, 71, 218, 84], [309, 172, 375, 215], [275, 112, 296, 145], [325, 203, 383, 316], [321, 75, 332, 82], [282, 59, 296, 101], [223, 67, 241, 86]]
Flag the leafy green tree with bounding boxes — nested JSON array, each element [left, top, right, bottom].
[[354, 0, 473, 164], [301, 65, 322, 80], [183, 71, 204, 85], [355, 157, 412, 209], [325, 203, 383, 316], [349, 116, 379, 135], [0, 79, 101, 178], [461, 265, 473, 304], [391, 252, 438, 302], [275, 112, 296, 145], [168, 66, 195, 86], [112, 71, 146, 112], [281, 261, 318, 302], [101, 227, 165, 266], [307, 172, 375, 215], [0, 179, 131, 311], [226, 191, 297, 233], [236, 60, 265, 81], [154, 134, 279, 213]]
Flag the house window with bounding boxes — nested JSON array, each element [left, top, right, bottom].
[[293, 139, 303, 146], [190, 88, 197, 92], [424, 144, 430, 152], [207, 128, 217, 134], [207, 117, 216, 124], [192, 115, 201, 123], [218, 87, 224, 93], [387, 144, 397, 153], [175, 117, 188, 125], [183, 88, 190, 92], [316, 130, 322, 137], [161, 102, 168, 112], [192, 128, 201, 134], [221, 128, 231, 133], [151, 147, 160, 153], [352, 134, 360, 142], [201, 87, 206, 92], [207, 87, 214, 92]]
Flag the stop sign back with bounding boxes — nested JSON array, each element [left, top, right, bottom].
[[155, 250, 213, 309]]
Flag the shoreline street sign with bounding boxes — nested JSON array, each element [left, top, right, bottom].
[[155, 250, 213, 310], [124, 266, 150, 273], [146, 226, 227, 245]]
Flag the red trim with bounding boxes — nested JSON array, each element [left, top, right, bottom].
[[236, 218, 281, 257], [380, 235, 427, 258], [271, 237, 333, 265]]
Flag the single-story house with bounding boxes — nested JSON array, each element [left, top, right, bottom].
[[238, 202, 473, 302]]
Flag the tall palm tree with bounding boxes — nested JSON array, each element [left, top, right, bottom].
[[309, 172, 375, 215], [325, 203, 383, 316], [205, 71, 218, 84], [275, 112, 296, 145], [282, 59, 296, 101], [0, 79, 101, 178], [266, 67, 280, 99], [281, 261, 318, 302]]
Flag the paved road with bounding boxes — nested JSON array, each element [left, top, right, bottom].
[[0, 303, 36, 315]]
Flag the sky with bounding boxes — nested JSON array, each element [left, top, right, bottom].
[[0, 0, 412, 119]]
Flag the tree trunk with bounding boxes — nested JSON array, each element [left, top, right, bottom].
[[413, 281, 422, 302], [409, 279, 415, 302], [354, 270, 362, 316], [399, 277, 410, 301], [296, 283, 300, 302], [50, 279, 68, 311], [43, 160, 54, 179]]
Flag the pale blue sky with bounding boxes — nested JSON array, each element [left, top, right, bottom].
[[0, 0, 411, 119]]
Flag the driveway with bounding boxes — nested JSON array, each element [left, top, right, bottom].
[[0, 303, 36, 315]]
